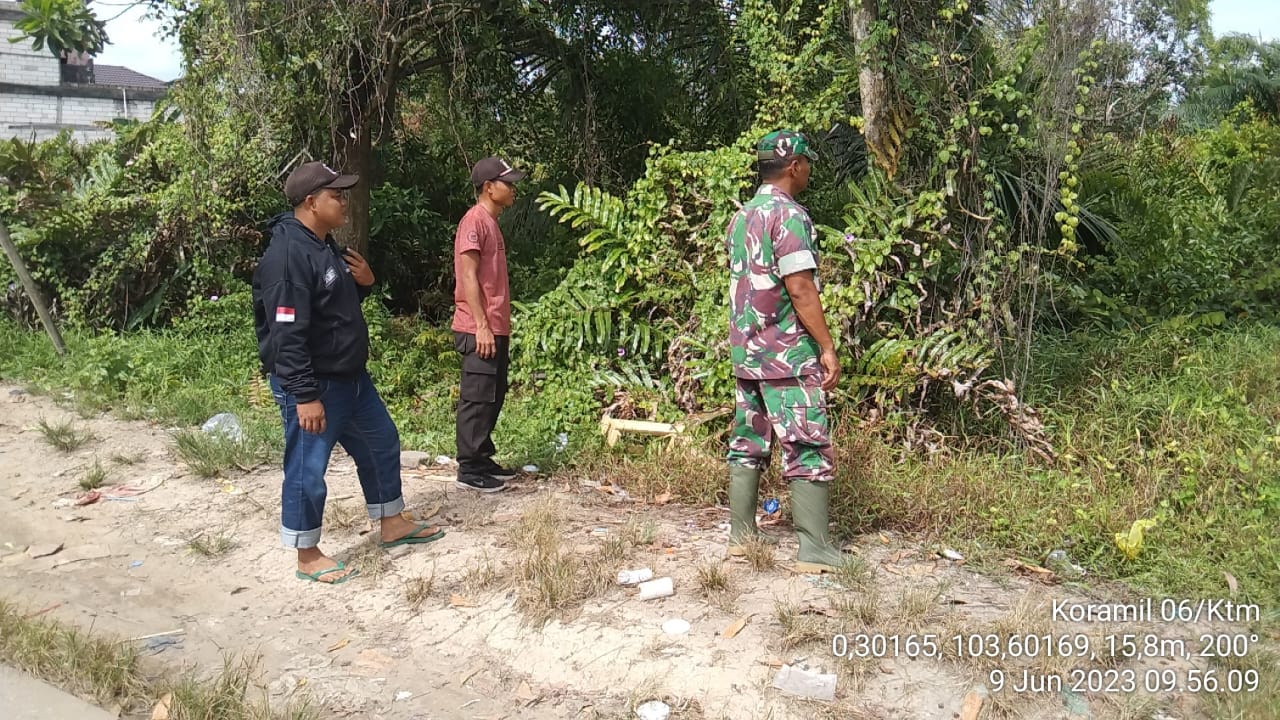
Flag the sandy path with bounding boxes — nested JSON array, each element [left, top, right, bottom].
[[1, 383, 1265, 719]]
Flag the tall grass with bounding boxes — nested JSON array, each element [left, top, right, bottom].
[[591, 324, 1280, 603], [0, 292, 601, 473], [830, 325, 1280, 602], [0, 598, 313, 719], [2, 310, 1276, 602]]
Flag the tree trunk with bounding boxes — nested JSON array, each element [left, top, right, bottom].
[[0, 222, 66, 355], [849, 0, 898, 177], [332, 36, 403, 258], [333, 121, 373, 256]]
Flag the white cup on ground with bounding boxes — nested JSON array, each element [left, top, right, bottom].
[[638, 576, 674, 600]]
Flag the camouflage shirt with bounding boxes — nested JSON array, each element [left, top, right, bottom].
[[726, 184, 821, 380]]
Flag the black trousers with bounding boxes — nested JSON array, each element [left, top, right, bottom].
[[454, 332, 510, 474]]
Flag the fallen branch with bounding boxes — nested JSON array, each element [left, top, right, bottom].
[[0, 221, 65, 355], [599, 416, 686, 447], [129, 628, 185, 642], [24, 602, 63, 618]]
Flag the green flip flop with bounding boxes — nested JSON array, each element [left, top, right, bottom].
[[296, 561, 360, 584], [380, 522, 446, 549]]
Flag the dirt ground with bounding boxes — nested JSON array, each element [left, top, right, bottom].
[[0, 383, 1272, 720]]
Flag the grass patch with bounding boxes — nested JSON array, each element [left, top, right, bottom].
[[775, 600, 830, 651], [696, 561, 739, 613], [739, 536, 776, 572], [163, 654, 313, 720], [325, 503, 364, 533], [830, 554, 871, 589], [888, 583, 944, 630], [404, 566, 435, 612], [696, 561, 732, 594], [583, 441, 725, 507], [1206, 644, 1280, 720], [509, 497, 577, 624], [173, 428, 268, 479], [187, 532, 238, 558], [110, 451, 145, 465], [829, 326, 1280, 602], [0, 598, 312, 719], [0, 598, 142, 706], [346, 540, 393, 584], [78, 459, 109, 490], [621, 516, 659, 546], [36, 418, 94, 452], [598, 532, 631, 564], [623, 678, 705, 719], [834, 588, 880, 629], [508, 495, 622, 625], [461, 550, 504, 594]]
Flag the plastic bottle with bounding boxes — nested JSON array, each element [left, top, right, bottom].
[[617, 568, 654, 585]]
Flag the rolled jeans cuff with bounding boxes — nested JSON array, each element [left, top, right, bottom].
[[368, 495, 405, 520], [281, 525, 322, 549]]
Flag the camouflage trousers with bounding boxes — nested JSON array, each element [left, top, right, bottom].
[[727, 376, 835, 482]]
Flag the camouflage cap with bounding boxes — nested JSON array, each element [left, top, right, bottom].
[[756, 130, 817, 162]]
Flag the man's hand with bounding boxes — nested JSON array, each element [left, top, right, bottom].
[[344, 248, 375, 287], [819, 347, 841, 393], [297, 400, 326, 434], [475, 326, 496, 359]]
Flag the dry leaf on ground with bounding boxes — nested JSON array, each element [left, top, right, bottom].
[[516, 680, 539, 703], [722, 615, 749, 638]]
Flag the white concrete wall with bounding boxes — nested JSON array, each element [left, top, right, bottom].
[[0, 90, 157, 143], [0, 11, 61, 86], [0, 8, 159, 143]]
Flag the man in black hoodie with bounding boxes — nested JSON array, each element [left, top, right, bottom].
[[253, 161, 444, 585]]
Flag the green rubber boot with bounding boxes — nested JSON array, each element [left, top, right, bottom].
[[727, 465, 778, 556], [789, 478, 853, 573]]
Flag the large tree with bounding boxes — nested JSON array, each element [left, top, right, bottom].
[[173, 0, 748, 255]]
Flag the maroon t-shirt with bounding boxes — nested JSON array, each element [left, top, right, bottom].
[[452, 204, 511, 336]]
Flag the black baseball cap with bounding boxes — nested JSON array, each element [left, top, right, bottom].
[[284, 161, 359, 207], [470, 157, 527, 187]]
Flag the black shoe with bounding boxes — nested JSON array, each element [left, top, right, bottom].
[[455, 473, 507, 493], [466, 458, 519, 481], [480, 461, 520, 481]]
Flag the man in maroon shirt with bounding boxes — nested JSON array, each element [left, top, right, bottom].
[[452, 157, 526, 492]]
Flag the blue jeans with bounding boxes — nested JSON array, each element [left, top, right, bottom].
[[270, 371, 405, 548]]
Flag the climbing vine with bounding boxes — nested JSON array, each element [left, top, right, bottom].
[[522, 0, 1110, 456]]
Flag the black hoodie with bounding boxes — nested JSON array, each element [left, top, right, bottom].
[[252, 212, 372, 403]]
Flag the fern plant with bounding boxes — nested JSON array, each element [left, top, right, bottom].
[[849, 329, 993, 407], [537, 183, 649, 292], [519, 143, 754, 415]]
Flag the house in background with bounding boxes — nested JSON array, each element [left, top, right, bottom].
[[0, 0, 168, 143]]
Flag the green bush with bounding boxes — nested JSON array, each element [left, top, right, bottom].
[[1075, 112, 1280, 325], [0, 120, 274, 331], [832, 324, 1280, 601], [0, 284, 607, 472]]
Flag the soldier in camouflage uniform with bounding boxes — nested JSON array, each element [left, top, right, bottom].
[[724, 130, 853, 573]]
